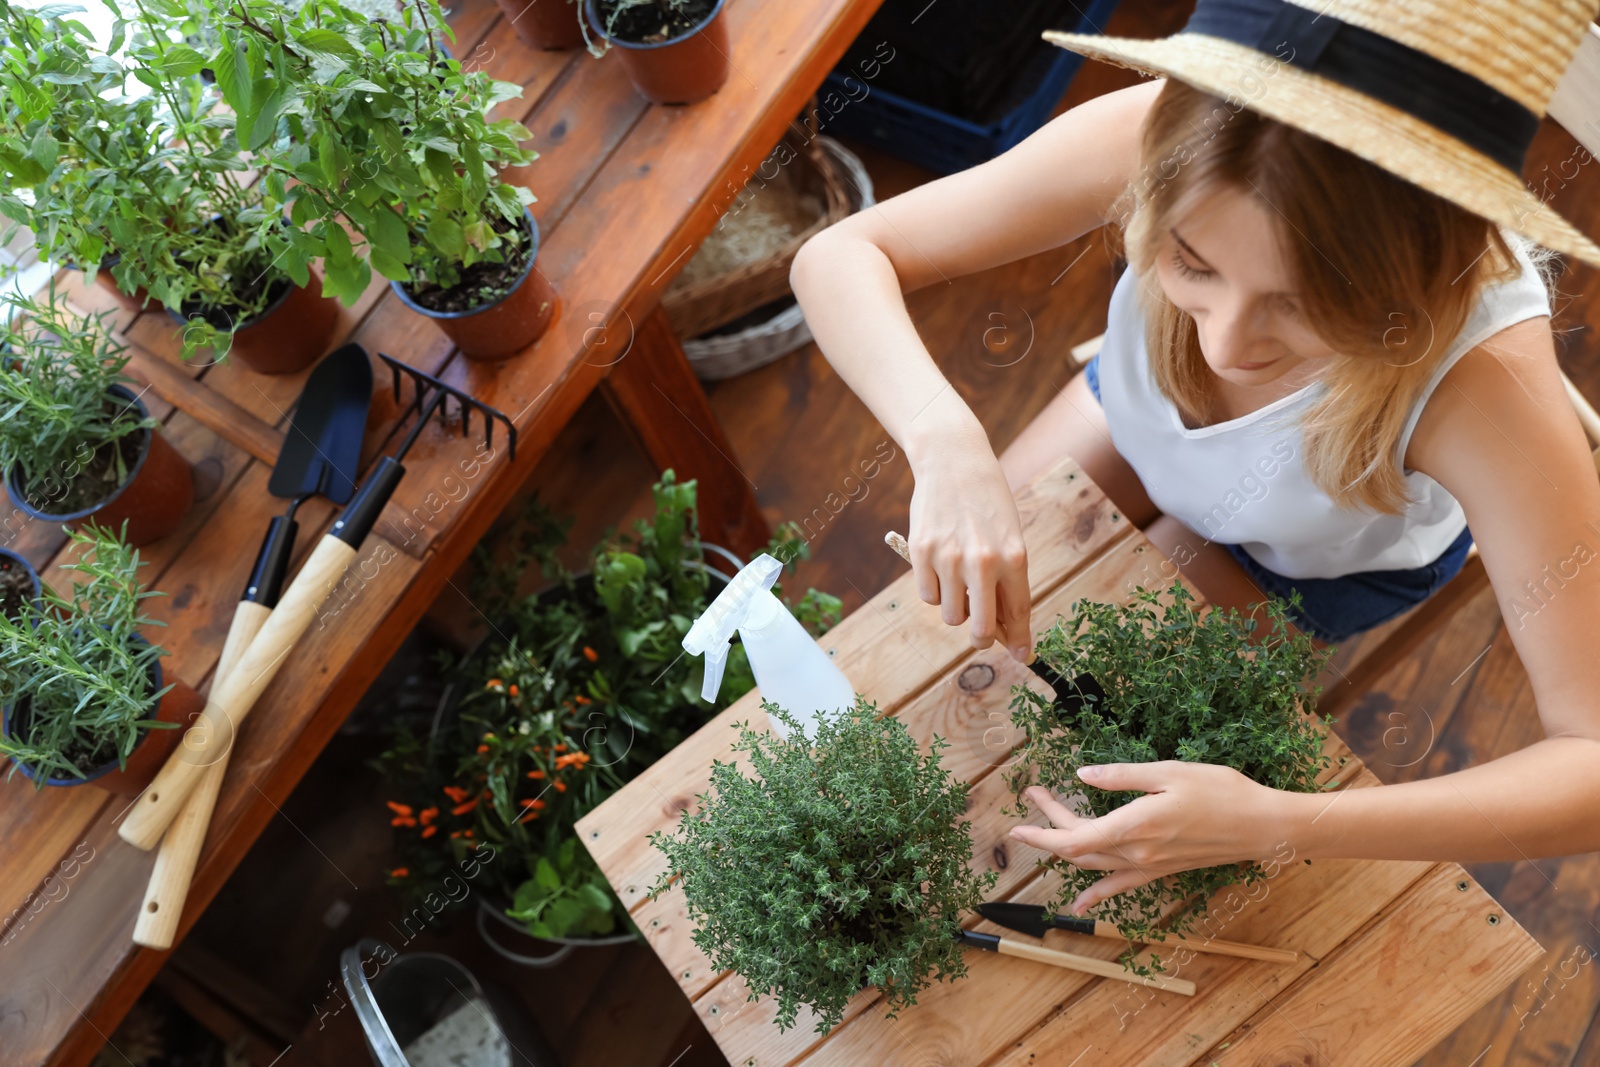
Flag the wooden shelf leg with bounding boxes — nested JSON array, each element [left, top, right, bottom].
[[600, 305, 770, 560]]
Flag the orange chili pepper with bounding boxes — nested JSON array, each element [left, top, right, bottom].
[[508, 685, 519, 697], [553, 780, 567, 792], [389, 868, 409, 878], [555, 752, 591, 770], [419, 807, 438, 825], [486, 679, 503, 689], [583, 646, 598, 662], [573, 694, 591, 706], [420, 825, 437, 839], [385, 801, 413, 816], [527, 769, 546, 779], [518, 809, 540, 824], [452, 799, 479, 816], [390, 816, 417, 827], [443, 785, 470, 803], [476, 744, 489, 754], [463, 829, 475, 838], [519, 798, 545, 809], [554, 743, 568, 753]]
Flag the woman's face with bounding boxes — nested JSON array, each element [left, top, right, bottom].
[[1154, 183, 1340, 388]]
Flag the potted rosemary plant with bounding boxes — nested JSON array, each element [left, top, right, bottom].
[[648, 696, 997, 1034], [0, 523, 204, 793], [0, 289, 194, 546], [0, 0, 341, 373], [1003, 582, 1334, 973], [374, 472, 841, 960], [582, 0, 731, 105], [215, 0, 558, 362]]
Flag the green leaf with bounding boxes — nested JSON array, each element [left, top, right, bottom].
[[368, 247, 408, 283], [534, 857, 560, 891], [296, 27, 359, 58], [158, 43, 206, 78], [424, 216, 465, 258], [366, 206, 412, 266]]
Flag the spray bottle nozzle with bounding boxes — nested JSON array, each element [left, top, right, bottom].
[[682, 553, 784, 703]]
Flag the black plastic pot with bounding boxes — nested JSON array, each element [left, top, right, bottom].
[[583, 0, 729, 104], [3, 384, 194, 547], [64, 252, 157, 314], [390, 206, 558, 362]]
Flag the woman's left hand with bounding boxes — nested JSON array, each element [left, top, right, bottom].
[[1007, 761, 1300, 915]]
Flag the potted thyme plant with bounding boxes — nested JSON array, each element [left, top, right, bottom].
[[582, 0, 731, 105], [0, 523, 204, 793], [0, 289, 194, 546], [0, 0, 341, 373], [648, 696, 998, 1034], [373, 471, 841, 959], [213, 0, 558, 362], [0, 546, 39, 622], [1003, 582, 1334, 974]]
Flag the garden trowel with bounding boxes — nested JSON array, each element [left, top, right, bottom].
[[976, 901, 1298, 964], [133, 343, 373, 948]]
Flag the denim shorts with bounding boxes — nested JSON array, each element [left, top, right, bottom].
[[1081, 353, 1475, 643]]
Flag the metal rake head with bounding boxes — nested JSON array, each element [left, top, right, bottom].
[[375, 350, 518, 463]]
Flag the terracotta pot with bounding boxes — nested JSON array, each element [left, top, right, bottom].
[[169, 265, 339, 375], [391, 207, 559, 362], [584, 0, 729, 105], [66, 255, 159, 314], [3, 384, 195, 547], [2, 647, 205, 795], [497, 0, 585, 49]]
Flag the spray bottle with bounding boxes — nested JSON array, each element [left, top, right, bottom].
[[683, 553, 855, 739]]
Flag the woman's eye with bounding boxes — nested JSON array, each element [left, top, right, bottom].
[[1170, 249, 1212, 281]]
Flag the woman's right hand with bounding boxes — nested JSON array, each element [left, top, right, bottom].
[[906, 419, 1033, 662]]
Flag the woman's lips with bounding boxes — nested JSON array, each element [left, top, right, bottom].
[[1236, 358, 1281, 371]]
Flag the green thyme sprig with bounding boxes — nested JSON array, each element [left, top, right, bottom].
[[648, 696, 998, 1034], [1003, 581, 1334, 974]]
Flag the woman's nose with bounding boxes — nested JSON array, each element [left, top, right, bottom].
[[1200, 300, 1265, 369]]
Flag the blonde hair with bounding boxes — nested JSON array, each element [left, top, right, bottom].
[[1105, 79, 1555, 514]]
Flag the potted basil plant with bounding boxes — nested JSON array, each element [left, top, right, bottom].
[[215, 0, 558, 362], [0, 289, 194, 547], [1003, 581, 1334, 975], [582, 0, 731, 105], [648, 696, 997, 1034], [0, 523, 204, 793]]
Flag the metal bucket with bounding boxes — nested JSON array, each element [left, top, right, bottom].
[[340, 940, 560, 1067]]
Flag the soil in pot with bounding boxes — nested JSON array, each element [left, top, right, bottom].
[[0, 552, 38, 620], [4, 388, 195, 547], [596, 0, 715, 41], [586, 0, 730, 105], [395, 209, 559, 361]]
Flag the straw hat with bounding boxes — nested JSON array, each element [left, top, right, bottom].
[[1043, 0, 1600, 270]]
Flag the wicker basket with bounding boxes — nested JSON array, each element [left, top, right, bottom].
[[681, 137, 875, 381], [662, 101, 864, 340]]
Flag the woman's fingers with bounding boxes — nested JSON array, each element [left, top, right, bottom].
[[936, 548, 969, 626], [910, 532, 941, 607], [963, 552, 1000, 649], [996, 545, 1032, 660]]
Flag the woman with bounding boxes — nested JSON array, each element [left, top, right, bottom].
[[790, 0, 1600, 913]]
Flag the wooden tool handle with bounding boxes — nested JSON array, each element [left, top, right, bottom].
[[120, 536, 357, 850], [1106, 920, 1298, 964], [996, 938, 1196, 995], [133, 601, 270, 949]]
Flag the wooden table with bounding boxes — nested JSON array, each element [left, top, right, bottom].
[[576, 456, 1543, 1067], [0, 0, 886, 1061]]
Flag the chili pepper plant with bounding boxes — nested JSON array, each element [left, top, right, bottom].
[[373, 471, 841, 941], [1003, 581, 1335, 975]]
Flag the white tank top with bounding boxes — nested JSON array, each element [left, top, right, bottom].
[[1097, 232, 1552, 579]]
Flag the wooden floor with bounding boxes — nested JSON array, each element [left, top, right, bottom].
[[116, 0, 1600, 1062]]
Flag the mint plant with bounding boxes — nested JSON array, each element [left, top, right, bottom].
[[0, 287, 156, 515], [209, 0, 538, 311], [1003, 582, 1334, 973], [648, 697, 998, 1035], [0, 522, 175, 786]]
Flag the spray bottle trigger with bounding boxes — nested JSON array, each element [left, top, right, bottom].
[[701, 642, 729, 703]]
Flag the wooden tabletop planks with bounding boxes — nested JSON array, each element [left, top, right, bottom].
[[575, 457, 1541, 1067], [0, 0, 897, 1061]]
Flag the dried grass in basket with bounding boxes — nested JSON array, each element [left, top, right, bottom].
[[661, 97, 855, 339]]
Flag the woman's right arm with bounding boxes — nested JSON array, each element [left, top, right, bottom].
[[789, 77, 1161, 660]]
